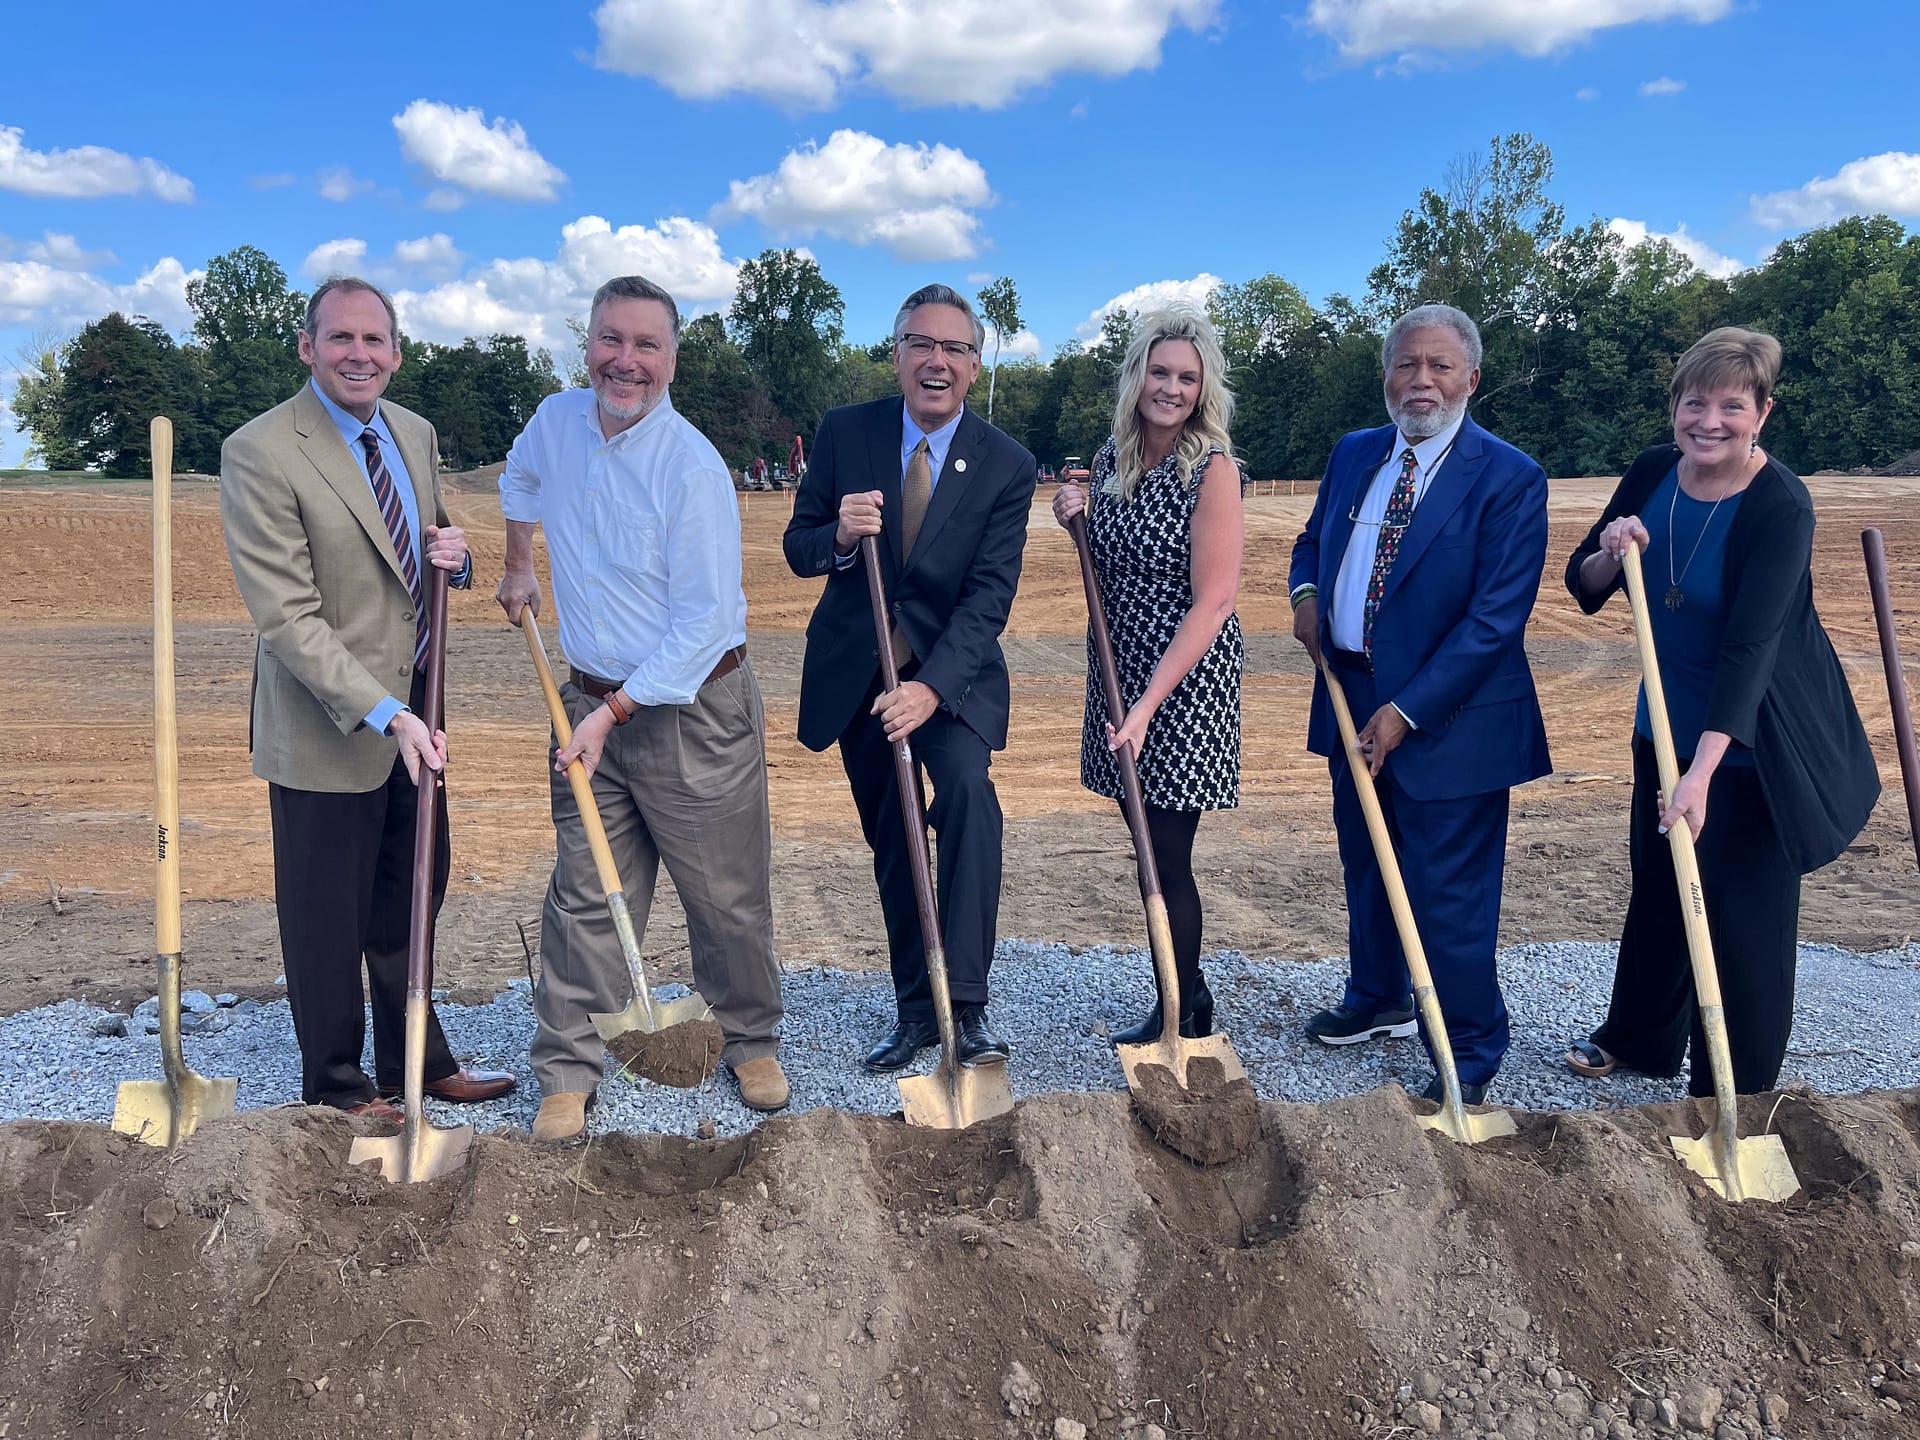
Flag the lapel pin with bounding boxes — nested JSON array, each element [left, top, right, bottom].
[[954, 458, 967, 473]]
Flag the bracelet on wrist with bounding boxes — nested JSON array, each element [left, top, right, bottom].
[[604, 691, 633, 725], [1289, 584, 1318, 610]]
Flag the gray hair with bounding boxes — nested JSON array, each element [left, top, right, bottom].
[[305, 276, 399, 340], [891, 283, 986, 352], [590, 275, 681, 343], [1382, 303, 1483, 372]]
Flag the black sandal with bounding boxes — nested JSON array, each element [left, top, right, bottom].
[[1565, 1039, 1618, 1078]]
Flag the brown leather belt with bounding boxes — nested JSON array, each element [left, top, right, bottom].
[[572, 643, 746, 700]]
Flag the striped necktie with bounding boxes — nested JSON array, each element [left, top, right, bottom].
[[1362, 447, 1419, 656], [359, 427, 427, 672]]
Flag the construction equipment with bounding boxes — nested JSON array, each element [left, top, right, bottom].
[[861, 536, 1014, 1130], [349, 570, 474, 1184], [517, 610, 712, 1042], [112, 417, 239, 1148], [1622, 543, 1798, 1202], [1066, 513, 1245, 1093], [1864, 528, 1920, 873], [1318, 656, 1516, 1145]]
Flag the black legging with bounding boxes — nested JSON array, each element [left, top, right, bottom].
[[1124, 804, 1206, 1004]]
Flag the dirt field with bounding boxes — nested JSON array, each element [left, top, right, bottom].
[[1, 475, 1917, 1016]]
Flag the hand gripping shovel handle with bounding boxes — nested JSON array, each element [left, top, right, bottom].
[[517, 611, 662, 1032]]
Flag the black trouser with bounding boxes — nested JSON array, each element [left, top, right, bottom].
[[1122, 803, 1208, 1010], [268, 732, 458, 1107], [838, 669, 1002, 1023], [1592, 735, 1800, 1097]]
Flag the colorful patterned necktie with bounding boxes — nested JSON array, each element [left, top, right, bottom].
[[359, 427, 426, 672], [891, 438, 932, 668], [1362, 447, 1419, 656]]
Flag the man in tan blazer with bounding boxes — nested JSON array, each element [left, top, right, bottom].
[[219, 275, 514, 1117]]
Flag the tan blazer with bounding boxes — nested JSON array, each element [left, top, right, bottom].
[[219, 384, 455, 793]]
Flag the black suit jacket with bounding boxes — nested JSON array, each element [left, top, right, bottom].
[[784, 398, 1035, 752], [1566, 443, 1879, 872]]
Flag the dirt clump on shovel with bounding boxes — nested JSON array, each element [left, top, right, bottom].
[[1127, 1055, 1259, 1165], [605, 1016, 724, 1087]]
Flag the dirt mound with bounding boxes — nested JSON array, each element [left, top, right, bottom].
[[606, 1018, 725, 1088], [3, 1087, 1919, 1437]]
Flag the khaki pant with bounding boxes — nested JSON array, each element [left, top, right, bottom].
[[531, 660, 781, 1094]]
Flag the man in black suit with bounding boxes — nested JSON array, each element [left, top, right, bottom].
[[784, 283, 1035, 1072]]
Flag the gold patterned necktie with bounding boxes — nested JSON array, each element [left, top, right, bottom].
[[891, 438, 933, 667]]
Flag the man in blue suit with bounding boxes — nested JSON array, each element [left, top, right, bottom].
[[1288, 303, 1551, 1103], [785, 283, 1035, 1074]]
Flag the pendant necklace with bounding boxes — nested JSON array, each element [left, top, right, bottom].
[[1665, 465, 1734, 610]]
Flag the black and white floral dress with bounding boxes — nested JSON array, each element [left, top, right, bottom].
[[1079, 439, 1243, 812]]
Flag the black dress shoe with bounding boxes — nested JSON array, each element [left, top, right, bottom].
[[955, 1006, 1009, 1066], [1420, 1075, 1490, 1106], [863, 1018, 939, 1073], [1112, 985, 1214, 1046]]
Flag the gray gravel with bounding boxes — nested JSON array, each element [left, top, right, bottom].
[[4, 937, 1917, 1139]]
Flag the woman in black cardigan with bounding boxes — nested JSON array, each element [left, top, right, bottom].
[[1563, 326, 1878, 1096]]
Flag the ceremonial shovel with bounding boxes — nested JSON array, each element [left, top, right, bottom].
[[1318, 657, 1515, 1145], [1622, 543, 1798, 1202], [112, 416, 238, 1147], [350, 569, 474, 1183], [517, 611, 711, 1042], [861, 536, 1014, 1130], [1065, 513, 1245, 1093]]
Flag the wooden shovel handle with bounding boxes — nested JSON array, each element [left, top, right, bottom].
[[518, 613, 627, 901], [151, 416, 180, 955]]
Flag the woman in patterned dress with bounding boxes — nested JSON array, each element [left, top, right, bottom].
[[1051, 308, 1245, 1043]]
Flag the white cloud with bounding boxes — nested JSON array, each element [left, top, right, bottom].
[[0, 232, 119, 270], [392, 101, 567, 202], [317, 165, 375, 202], [1575, 86, 1600, 100], [1607, 218, 1744, 280], [716, 130, 992, 261], [0, 125, 194, 202], [1750, 151, 1920, 229], [1638, 75, 1685, 96], [985, 324, 1042, 361], [303, 233, 471, 287], [0, 256, 201, 329], [391, 234, 466, 279], [393, 215, 740, 349], [301, 238, 369, 280], [1076, 273, 1222, 339], [1306, 0, 1729, 60], [592, 0, 1218, 108]]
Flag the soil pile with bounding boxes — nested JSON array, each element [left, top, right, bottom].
[[3, 1086, 1919, 1438]]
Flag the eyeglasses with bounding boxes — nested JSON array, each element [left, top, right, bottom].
[[898, 333, 978, 360]]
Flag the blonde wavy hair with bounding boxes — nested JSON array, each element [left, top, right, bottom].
[[1109, 307, 1235, 501]]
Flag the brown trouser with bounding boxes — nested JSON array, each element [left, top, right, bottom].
[[531, 660, 781, 1094]]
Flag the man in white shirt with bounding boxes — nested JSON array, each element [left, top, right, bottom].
[[497, 275, 785, 1143]]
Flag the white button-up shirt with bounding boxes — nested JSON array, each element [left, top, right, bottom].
[[499, 388, 746, 706], [1329, 412, 1465, 655]]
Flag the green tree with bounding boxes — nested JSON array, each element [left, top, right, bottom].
[[187, 245, 307, 439], [9, 331, 86, 470], [728, 249, 845, 441], [387, 334, 561, 470], [671, 313, 784, 470], [51, 314, 211, 475], [975, 276, 1023, 424]]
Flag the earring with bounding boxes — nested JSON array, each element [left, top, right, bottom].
[[1749, 436, 1758, 457]]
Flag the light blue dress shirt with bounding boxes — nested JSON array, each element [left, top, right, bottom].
[[834, 402, 966, 569]]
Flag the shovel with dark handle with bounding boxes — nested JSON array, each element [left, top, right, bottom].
[[350, 568, 473, 1184], [113, 416, 238, 1147], [1622, 543, 1798, 1202], [1864, 528, 1920, 874], [516, 611, 712, 1041], [1065, 513, 1246, 1092], [1317, 656, 1516, 1145], [860, 536, 1014, 1130]]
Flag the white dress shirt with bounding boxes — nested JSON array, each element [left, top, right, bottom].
[[499, 388, 747, 706], [1329, 411, 1466, 655], [833, 401, 967, 570]]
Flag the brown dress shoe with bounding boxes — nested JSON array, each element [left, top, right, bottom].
[[731, 1056, 790, 1113], [342, 1097, 404, 1125], [380, 1067, 517, 1103], [532, 1090, 596, 1146]]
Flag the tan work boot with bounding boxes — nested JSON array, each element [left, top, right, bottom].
[[731, 1056, 790, 1113], [532, 1089, 594, 1145]]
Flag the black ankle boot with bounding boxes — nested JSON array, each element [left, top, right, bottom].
[[1111, 984, 1214, 1045]]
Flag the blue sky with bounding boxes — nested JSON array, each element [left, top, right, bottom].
[[3, 0, 1915, 466]]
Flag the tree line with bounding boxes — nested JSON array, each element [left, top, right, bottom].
[[13, 135, 1920, 479]]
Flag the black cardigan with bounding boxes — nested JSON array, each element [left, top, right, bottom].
[[1564, 443, 1879, 873]]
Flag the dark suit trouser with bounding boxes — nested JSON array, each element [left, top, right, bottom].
[[1328, 657, 1512, 1087], [1593, 735, 1799, 1096], [268, 740, 457, 1108], [838, 670, 1002, 1022]]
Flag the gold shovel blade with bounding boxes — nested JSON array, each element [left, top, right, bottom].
[[349, 1119, 475, 1185], [1417, 1102, 1518, 1145], [1668, 1132, 1799, 1203], [111, 1074, 239, 1148], [1116, 1030, 1247, 1093], [898, 1056, 1014, 1130], [589, 990, 713, 1043]]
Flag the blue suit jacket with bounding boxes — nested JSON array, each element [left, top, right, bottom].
[[1288, 416, 1552, 802]]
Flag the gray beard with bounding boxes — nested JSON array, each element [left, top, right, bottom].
[[595, 380, 663, 423], [1387, 393, 1467, 439]]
